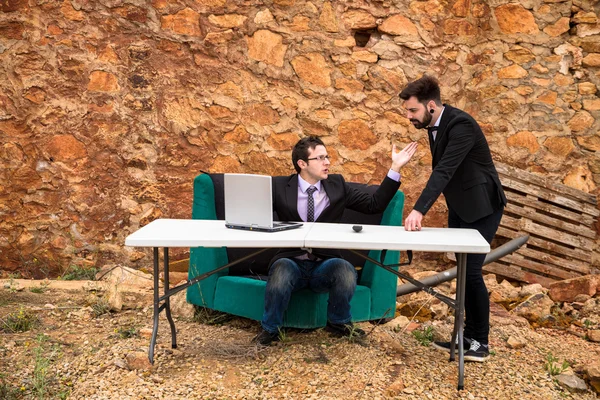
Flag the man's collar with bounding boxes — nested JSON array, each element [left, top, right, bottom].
[[432, 106, 445, 128], [298, 175, 322, 193]]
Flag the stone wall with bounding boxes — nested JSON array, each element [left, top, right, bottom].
[[1, 0, 599, 276]]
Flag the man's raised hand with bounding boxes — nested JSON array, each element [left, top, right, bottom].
[[391, 142, 418, 172]]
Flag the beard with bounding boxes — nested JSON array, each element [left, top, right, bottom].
[[410, 112, 432, 129]]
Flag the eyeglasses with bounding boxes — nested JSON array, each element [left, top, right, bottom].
[[306, 155, 330, 162]]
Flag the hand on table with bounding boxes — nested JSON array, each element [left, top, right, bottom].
[[404, 209, 423, 231]]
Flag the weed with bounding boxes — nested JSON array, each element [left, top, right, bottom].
[[32, 335, 49, 399], [344, 324, 367, 344], [583, 319, 593, 329], [277, 328, 291, 343], [29, 282, 50, 294], [31, 334, 60, 400], [193, 307, 232, 325], [1, 308, 40, 333], [91, 298, 110, 318], [6, 277, 18, 293], [412, 326, 434, 346], [115, 326, 139, 339], [60, 265, 98, 281], [544, 352, 569, 376], [57, 390, 70, 400], [252, 377, 263, 385]]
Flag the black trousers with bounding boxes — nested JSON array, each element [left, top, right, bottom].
[[448, 206, 504, 345]]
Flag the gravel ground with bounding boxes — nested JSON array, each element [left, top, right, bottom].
[[0, 282, 598, 399]]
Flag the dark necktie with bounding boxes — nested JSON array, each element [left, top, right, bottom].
[[428, 126, 438, 141], [306, 186, 317, 222]]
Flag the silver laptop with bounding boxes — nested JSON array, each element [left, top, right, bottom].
[[224, 173, 303, 232]]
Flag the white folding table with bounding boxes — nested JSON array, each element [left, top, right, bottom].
[[125, 219, 490, 390]]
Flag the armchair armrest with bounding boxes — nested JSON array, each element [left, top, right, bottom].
[[359, 190, 404, 319], [187, 174, 229, 308]]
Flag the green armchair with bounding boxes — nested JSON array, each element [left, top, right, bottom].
[[186, 173, 404, 328]]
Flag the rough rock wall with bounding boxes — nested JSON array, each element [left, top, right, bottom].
[[1, 0, 599, 276]]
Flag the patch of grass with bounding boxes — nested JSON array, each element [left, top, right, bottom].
[[29, 282, 50, 294], [193, 307, 232, 325], [252, 377, 264, 386], [32, 335, 52, 399], [115, 326, 139, 339], [544, 352, 569, 376], [412, 326, 434, 346], [91, 298, 110, 318], [57, 390, 70, 400], [1, 308, 40, 333], [277, 328, 291, 343], [60, 265, 98, 281], [344, 324, 367, 344], [27, 334, 61, 400], [6, 278, 18, 293]]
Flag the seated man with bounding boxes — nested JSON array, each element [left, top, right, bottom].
[[254, 136, 417, 345]]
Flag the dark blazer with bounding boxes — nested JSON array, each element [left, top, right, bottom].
[[271, 173, 401, 262], [413, 105, 507, 223]]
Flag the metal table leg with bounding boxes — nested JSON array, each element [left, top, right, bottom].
[[347, 249, 470, 390], [449, 254, 460, 362], [163, 248, 177, 349], [149, 247, 176, 364], [149, 247, 160, 364], [147, 247, 270, 364], [456, 252, 467, 390]]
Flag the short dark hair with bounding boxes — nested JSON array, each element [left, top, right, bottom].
[[399, 75, 442, 106], [292, 136, 325, 173]]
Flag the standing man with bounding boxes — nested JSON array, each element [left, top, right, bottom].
[[400, 75, 506, 362], [254, 136, 417, 345]]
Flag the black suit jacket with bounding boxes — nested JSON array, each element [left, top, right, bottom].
[[414, 105, 507, 223], [271, 173, 401, 263]]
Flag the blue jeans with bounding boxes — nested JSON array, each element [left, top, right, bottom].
[[261, 257, 357, 334]]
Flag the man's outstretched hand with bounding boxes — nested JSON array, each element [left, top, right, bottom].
[[391, 142, 418, 172], [404, 209, 423, 231]]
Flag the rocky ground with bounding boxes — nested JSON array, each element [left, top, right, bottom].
[[1, 274, 599, 400]]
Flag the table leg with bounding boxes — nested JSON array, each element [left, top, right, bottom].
[[149, 247, 160, 364], [449, 251, 464, 362], [347, 248, 470, 389], [163, 247, 177, 349], [146, 247, 270, 364], [456, 252, 467, 390]]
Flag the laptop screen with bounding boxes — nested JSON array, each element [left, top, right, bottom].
[[224, 173, 274, 228]]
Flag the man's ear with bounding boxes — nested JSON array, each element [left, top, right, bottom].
[[428, 101, 436, 113], [297, 160, 307, 170]]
